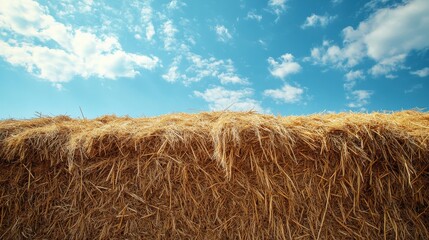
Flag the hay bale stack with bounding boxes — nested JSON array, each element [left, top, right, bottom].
[[0, 111, 428, 239]]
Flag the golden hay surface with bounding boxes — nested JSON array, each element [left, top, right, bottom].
[[0, 111, 428, 239]]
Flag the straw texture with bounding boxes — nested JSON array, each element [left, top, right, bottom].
[[0, 111, 428, 239]]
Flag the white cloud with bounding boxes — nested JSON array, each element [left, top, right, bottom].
[[194, 86, 266, 113], [0, 0, 71, 48], [268, 0, 287, 18], [218, 73, 248, 85], [410, 67, 429, 77], [44, 0, 95, 17], [246, 11, 262, 21], [344, 70, 365, 91], [385, 74, 397, 79], [331, 0, 343, 5], [344, 70, 365, 90], [301, 14, 336, 29], [345, 70, 365, 81], [140, 6, 152, 23], [139, 6, 156, 41], [404, 84, 423, 94], [264, 83, 304, 103], [308, 0, 429, 77], [146, 23, 155, 41], [363, 0, 394, 12], [162, 66, 180, 82], [368, 54, 406, 76], [268, 53, 302, 79], [162, 56, 183, 83], [0, 0, 159, 84], [135, 5, 155, 41], [167, 0, 186, 10], [215, 25, 232, 42], [185, 53, 247, 85], [162, 20, 177, 50], [347, 90, 373, 108], [308, 40, 364, 68]]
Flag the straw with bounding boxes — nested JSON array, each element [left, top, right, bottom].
[[0, 111, 428, 239]]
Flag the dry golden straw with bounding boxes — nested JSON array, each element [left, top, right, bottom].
[[0, 111, 428, 239]]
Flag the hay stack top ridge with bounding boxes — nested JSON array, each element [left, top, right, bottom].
[[1, 111, 428, 239]]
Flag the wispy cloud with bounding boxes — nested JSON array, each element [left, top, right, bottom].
[[301, 14, 336, 29], [215, 25, 232, 42], [405, 84, 423, 94], [264, 83, 304, 103], [268, 0, 287, 19], [0, 0, 159, 86], [139, 6, 156, 41], [246, 11, 262, 21], [347, 90, 373, 109], [194, 86, 266, 113], [331, 0, 343, 5], [166, 0, 186, 10], [410, 67, 429, 77], [344, 70, 365, 90], [161, 20, 178, 50], [268, 53, 302, 79]]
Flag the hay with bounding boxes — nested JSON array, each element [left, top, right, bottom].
[[0, 111, 428, 239]]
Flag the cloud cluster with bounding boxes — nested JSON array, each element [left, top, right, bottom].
[[309, 0, 429, 77], [347, 90, 373, 109], [194, 87, 266, 113], [268, 0, 287, 18], [0, 0, 159, 85], [215, 25, 232, 42], [166, 0, 186, 10], [163, 51, 248, 85]]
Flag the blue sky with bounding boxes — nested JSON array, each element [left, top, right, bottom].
[[0, 0, 428, 118]]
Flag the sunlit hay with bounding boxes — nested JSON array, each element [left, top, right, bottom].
[[0, 111, 428, 239]]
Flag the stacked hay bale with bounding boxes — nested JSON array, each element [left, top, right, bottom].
[[0, 111, 428, 239]]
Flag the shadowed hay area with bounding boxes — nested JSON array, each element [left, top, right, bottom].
[[0, 111, 428, 239]]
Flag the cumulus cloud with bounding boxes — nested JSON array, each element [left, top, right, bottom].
[[347, 90, 373, 109], [301, 14, 336, 29], [308, 0, 429, 77], [268, 53, 302, 79], [215, 25, 232, 42], [0, 0, 159, 85], [410, 67, 429, 77], [194, 86, 266, 113], [308, 40, 364, 68], [264, 83, 304, 103]]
